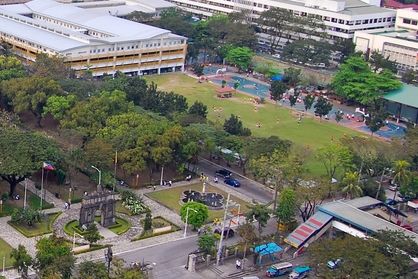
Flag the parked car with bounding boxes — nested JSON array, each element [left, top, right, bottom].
[[288, 266, 311, 279], [214, 228, 235, 238], [327, 259, 342, 269], [272, 54, 281, 59], [224, 178, 241, 187], [215, 169, 232, 178], [385, 198, 398, 206]]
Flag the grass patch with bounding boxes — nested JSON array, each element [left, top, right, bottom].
[[0, 193, 53, 217], [115, 200, 134, 216], [64, 216, 131, 237], [132, 216, 180, 241], [146, 183, 250, 221], [0, 238, 14, 268], [145, 73, 362, 177], [8, 212, 61, 238]]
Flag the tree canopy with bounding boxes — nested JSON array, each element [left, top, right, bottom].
[[332, 56, 401, 105], [225, 47, 254, 71], [180, 201, 209, 229], [0, 129, 60, 197]]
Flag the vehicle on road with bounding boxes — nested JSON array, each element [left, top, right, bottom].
[[327, 259, 342, 269], [385, 198, 398, 206], [214, 228, 235, 238], [266, 262, 293, 277], [288, 266, 311, 279], [224, 178, 241, 187], [272, 54, 281, 59], [215, 169, 232, 178]]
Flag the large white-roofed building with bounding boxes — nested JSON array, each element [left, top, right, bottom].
[[0, 0, 187, 76]]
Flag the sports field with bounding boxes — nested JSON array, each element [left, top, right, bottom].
[[145, 73, 361, 176]]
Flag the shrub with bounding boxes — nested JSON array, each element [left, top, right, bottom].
[[120, 190, 148, 215], [11, 207, 42, 226]]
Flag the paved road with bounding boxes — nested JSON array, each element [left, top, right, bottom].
[[196, 158, 273, 204]]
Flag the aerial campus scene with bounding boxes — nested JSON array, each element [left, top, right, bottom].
[[0, 0, 418, 278]]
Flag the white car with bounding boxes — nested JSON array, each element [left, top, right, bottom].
[[388, 185, 398, 191], [272, 54, 281, 59]]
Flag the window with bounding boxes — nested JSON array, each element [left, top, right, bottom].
[[412, 20, 417, 25], [403, 18, 411, 24]]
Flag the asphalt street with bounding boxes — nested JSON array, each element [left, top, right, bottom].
[[196, 158, 273, 204]]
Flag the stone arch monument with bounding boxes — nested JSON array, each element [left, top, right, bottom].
[[79, 191, 116, 228]]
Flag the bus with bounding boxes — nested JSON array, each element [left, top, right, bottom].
[[266, 262, 293, 277]]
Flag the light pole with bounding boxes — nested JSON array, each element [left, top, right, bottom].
[[104, 246, 113, 275], [184, 207, 198, 238], [91, 165, 101, 191], [72, 231, 84, 251], [216, 193, 230, 266], [376, 168, 390, 200], [23, 179, 27, 209]]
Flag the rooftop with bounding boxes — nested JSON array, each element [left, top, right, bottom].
[[384, 84, 418, 109], [318, 199, 418, 242]]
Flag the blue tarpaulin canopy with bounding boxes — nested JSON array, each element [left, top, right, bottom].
[[271, 75, 283, 81], [254, 242, 283, 256]]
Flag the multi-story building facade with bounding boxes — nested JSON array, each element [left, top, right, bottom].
[[354, 8, 418, 72], [0, 0, 187, 76], [168, 0, 397, 43]]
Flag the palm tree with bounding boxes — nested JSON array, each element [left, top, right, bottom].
[[392, 160, 411, 200], [342, 171, 363, 199]]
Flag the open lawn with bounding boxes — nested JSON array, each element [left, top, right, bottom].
[[8, 212, 61, 237], [0, 238, 13, 268], [145, 73, 362, 176], [146, 183, 251, 221]]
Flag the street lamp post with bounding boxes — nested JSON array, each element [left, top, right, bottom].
[[72, 232, 84, 251], [183, 207, 198, 238], [104, 246, 113, 275], [376, 167, 390, 200], [23, 179, 27, 209], [91, 165, 101, 191]]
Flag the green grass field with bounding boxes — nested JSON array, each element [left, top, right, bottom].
[[146, 183, 250, 221], [145, 73, 362, 176], [0, 238, 13, 268], [8, 212, 61, 238]]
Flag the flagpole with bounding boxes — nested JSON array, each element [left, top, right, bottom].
[[40, 166, 44, 210]]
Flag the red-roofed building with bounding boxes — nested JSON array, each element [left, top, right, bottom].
[[384, 0, 418, 10]]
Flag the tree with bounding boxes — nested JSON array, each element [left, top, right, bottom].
[[84, 138, 114, 169], [61, 90, 133, 140], [282, 39, 331, 66], [392, 160, 411, 200], [341, 171, 363, 199], [308, 234, 411, 279], [78, 261, 109, 279], [198, 233, 217, 254], [335, 110, 344, 123], [35, 234, 75, 279], [180, 202, 209, 230], [237, 222, 257, 258], [225, 47, 254, 71], [303, 94, 315, 111], [296, 179, 330, 221], [314, 97, 332, 120], [315, 143, 353, 179], [2, 77, 63, 126], [288, 95, 298, 107], [0, 55, 25, 81], [10, 245, 33, 279], [144, 211, 152, 231], [276, 188, 297, 227], [42, 95, 76, 121], [30, 53, 72, 80], [0, 129, 60, 197], [401, 69, 417, 84], [188, 101, 208, 118], [365, 100, 388, 135], [192, 64, 204, 77], [84, 224, 101, 245], [282, 68, 301, 87], [369, 50, 397, 73], [332, 56, 401, 105], [245, 203, 271, 237], [223, 114, 251, 136], [270, 80, 287, 101]]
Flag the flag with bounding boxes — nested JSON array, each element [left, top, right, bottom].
[[43, 162, 55, 171]]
